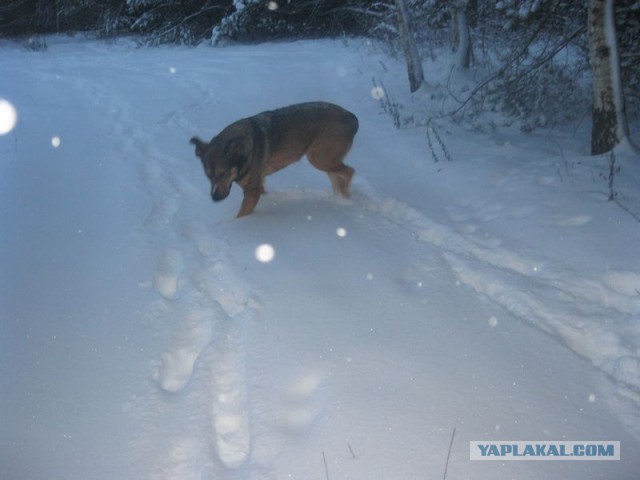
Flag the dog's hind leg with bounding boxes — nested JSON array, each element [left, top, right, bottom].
[[327, 165, 355, 197], [307, 141, 355, 197]]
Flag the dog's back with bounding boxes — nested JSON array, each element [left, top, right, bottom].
[[267, 102, 358, 136], [257, 102, 358, 178]]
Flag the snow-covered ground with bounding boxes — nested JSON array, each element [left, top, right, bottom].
[[1, 36, 639, 480]]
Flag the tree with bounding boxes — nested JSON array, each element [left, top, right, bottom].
[[587, 0, 629, 154], [127, 0, 231, 45], [395, 0, 424, 93], [451, 0, 471, 69], [1, 0, 104, 36], [617, 1, 640, 133]]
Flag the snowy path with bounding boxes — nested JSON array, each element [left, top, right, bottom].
[[1, 38, 639, 480]]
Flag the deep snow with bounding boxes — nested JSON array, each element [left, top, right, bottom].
[[1, 36, 639, 480]]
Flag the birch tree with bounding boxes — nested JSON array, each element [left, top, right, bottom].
[[587, 0, 629, 154], [451, 0, 471, 69], [395, 0, 424, 92]]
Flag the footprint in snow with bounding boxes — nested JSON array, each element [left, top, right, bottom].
[[153, 307, 214, 392], [602, 270, 640, 298], [152, 249, 184, 300], [552, 214, 591, 227], [277, 371, 327, 432], [209, 308, 254, 469], [180, 221, 227, 259], [508, 205, 536, 219], [145, 196, 180, 229], [190, 260, 251, 317]]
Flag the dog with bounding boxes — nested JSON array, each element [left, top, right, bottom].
[[190, 102, 358, 217]]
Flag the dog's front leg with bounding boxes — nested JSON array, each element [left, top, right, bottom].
[[237, 186, 262, 217]]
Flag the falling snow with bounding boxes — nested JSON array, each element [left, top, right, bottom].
[[0, 98, 17, 135], [255, 243, 275, 263], [370, 85, 385, 100], [1, 36, 639, 480]]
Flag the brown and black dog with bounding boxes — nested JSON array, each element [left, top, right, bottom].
[[190, 102, 358, 217]]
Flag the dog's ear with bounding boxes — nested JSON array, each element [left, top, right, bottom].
[[190, 137, 207, 158]]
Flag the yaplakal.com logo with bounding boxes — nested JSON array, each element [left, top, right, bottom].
[[470, 441, 620, 461]]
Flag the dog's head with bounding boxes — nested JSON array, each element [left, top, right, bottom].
[[190, 132, 249, 202]]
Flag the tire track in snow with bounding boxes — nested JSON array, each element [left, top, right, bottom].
[[352, 181, 640, 398]]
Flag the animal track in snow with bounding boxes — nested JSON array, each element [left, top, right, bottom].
[[508, 205, 536, 219], [74, 62, 261, 475], [277, 371, 327, 432], [145, 196, 180, 228], [153, 249, 184, 300], [149, 227, 259, 472], [552, 214, 591, 227], [150, 437, 208, 480], [154, 307, 215, 392], [209, 310, 253, 469], [191, 260, 251, 318]]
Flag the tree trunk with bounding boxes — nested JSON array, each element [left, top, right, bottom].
[[587, 0, 628, 155], [451, 0, 471, 69], [395, 0, 424, 93]]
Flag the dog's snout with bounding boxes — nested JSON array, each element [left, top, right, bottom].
[[211, 183, 230, 202], [211, 186, 222, 202]]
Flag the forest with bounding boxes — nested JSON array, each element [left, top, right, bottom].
[[1, 0, 639, 154], [3, 2, 640, 479]]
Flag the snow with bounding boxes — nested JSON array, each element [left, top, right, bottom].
[[1, 36, 639, 480]]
